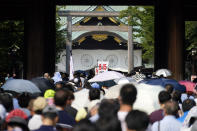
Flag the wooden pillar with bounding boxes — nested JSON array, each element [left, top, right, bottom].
[[155, 0, 184, 80], [167, 0, 184, 80], [24, 0, 56, 79], [128, 26, 134, 73], [66, 16, 72, 74]]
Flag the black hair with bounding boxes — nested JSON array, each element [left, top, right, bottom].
[[193, 78, 197, 83], [18, 92, 31, 108], [96, 117, 121, 131], [98, 99, 120, 120], [0, 93, 13, 112], [42, 112, 58, 120], [165, 84, 174, 94], [158, 91, 171, 104], [126, 110, 149, 131], [35, 110, 42, 115], [55, 81, 65, 89], [73, 119, 98, 131], [89, 88, 100, 101], [120, 84, 137, 106], [67, 90, 75, 100], [182, 99, 196, 112], [63, 83, 75, 92], [54, 89, 68, 107], [172, 90, 182, 103], [84, 81, 92, 89]]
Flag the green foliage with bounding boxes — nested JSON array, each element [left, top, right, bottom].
[[120, 6, 154, 62], [0, 20, 24, 77], [0, 8, 66, 79], [185, 21, 197, 52], [56, 7, 66, 63]]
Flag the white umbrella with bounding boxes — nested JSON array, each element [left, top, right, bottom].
[[114, 77, 137, 85], [104, 83, 164, 114], [88, 71, 124, 83], [155, 69, 172, 77], [134, 83, 164, 114], [71, 88, 90, 111], [72, 88, 104, 111]]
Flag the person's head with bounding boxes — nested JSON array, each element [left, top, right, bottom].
[[54, 89, 69, 107], [63, 83, 75, 92], [6, 74, 10, 77], [96, 116, 121, 131], [119, 84, 137, 106], [44, 89, 55, 99], [158, 91, 171, 105], [182, 99, 196, 112], [98, 99, 120, 120], [73, 119, 98, 131], [163, 101, 179, 116], [7, 117, 29, 131], [12, 73, 16, 78], [44, 73, 50, 79], [193, 78, 197, 83], [6, 109, 28, 123], [66, 90, 75, 105], [18, 92, 31, 108], [0, 93, 13, 112], [89, 88, 100, 101], [74, 78, 82, 88], [55, 81, 64, 89], [33, 97, 47, 114], [165, 84, 174, 94], [172, 90, 182, 103], [84, 81, 92, 89], [42, 105, 58, 126], [126, 110, 149, 131]]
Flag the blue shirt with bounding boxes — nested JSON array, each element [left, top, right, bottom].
[[152, 115, 182, 131], [33, 125, 57, 131], [57, 110, 76, 126], [177, 111, 189, 123]]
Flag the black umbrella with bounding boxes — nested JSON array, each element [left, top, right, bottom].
[[31, 77, 54, 94]]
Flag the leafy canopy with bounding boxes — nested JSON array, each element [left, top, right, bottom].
[[120, 6, 154, 62]]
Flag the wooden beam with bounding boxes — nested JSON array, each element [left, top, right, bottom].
[[72, 25, 128, 32], [56, 0, 155, 5], [58, 11, 120, 17]]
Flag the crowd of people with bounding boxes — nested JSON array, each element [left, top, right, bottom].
[[0, 70, 197, 131]]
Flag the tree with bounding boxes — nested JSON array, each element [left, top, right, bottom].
[[0, 20, 24, 80], [185, 21, 197, 57], [0, 7, 66, 80], [56, 6, 67, 63], [120, 6, 154, 63]]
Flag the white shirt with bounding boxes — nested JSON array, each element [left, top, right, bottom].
[[28, 114, 42, 130], [117, 111, 128, 131]]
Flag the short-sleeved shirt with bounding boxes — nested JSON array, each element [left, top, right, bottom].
[[149, 109, 164, 124]]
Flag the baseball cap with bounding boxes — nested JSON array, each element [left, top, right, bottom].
[[42, 105, 58, 115], [91, 83, 100, 89], [6, 109, 27, 122], [33, 97, 47, 111], [44, 89, 55, 99]]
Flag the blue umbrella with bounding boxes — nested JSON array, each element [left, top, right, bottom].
[[140, 78, 186, 93], [1, 79, 41, 94]]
